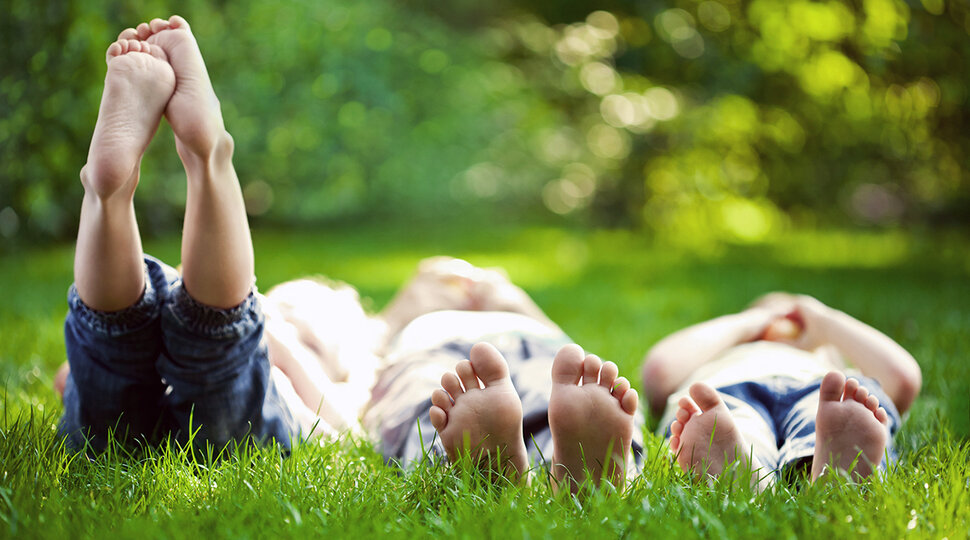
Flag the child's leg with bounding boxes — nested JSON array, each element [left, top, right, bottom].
[[130, 16, 298, 448], [62, 39, 177, 450], [75, 40, 174, 311], [121, 16, 253, 309]]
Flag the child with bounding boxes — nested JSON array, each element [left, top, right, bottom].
[[641, 293, 921, 488], [60, 16, 300, 452], [266, 257, 644, 492]]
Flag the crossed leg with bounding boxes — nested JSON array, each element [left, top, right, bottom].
[[122, 15, 253, 308], [74, 39, 174, 311], [76, 15, 251, 311]]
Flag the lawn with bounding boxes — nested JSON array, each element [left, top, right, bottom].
[[1, 223, 968, 538]]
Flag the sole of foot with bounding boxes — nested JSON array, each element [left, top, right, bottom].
[[548, 344, 637, 493], [429, 342, 528, 479], [83, 39, 174, 199], [811, 371, 889, 481], [121, 15, 226, 158], [670, 382, 767, 489]]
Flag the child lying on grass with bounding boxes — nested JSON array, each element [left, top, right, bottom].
[[641, 293, 921, 488], [57, 15, 642, 492]]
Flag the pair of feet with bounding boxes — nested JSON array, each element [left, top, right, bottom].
[[86, 15, 223, 200], [429, 343, 639, 492], [669, 371, 890, 487]]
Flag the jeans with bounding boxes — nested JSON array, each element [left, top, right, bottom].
[[59, 255, 299, 453]]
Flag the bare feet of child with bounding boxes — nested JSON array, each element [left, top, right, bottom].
[[811, 371, 889, 481], [82, 39, 174, 198], [121, 16, 226, 158], [430, 342, 529, 478], [670, 382, 768, 489], [548, 345, 637, 493]]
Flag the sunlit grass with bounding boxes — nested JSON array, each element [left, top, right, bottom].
[[1, 224, 968, 537]]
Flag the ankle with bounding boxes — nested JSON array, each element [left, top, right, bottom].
[[80, 162, 138, 202], [176, 130, 234, 178]]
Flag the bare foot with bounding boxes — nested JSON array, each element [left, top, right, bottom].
[[121, 16, 226, 158], [82, 39, 175, 199], [548, 345, 637, 493], [429, 342, 528, 478], [811, 371, 889, 481], [670, 382, 768, 489]]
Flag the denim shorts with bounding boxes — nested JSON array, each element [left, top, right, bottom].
[[59, 255, 300, 453]]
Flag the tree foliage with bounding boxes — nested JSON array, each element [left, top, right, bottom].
[[1, 0, 967, 247]]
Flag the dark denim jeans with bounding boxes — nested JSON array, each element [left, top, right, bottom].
[[59, 255, 299, 453]]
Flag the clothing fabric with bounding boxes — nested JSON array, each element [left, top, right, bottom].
[[59, 255, 300, 452], [659, 341, 902, 475], [362, 310, 645, 469]]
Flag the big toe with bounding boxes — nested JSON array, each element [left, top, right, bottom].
[[818, 371, 847, 402], [468, 342, 510, 385], [688, 382, 722, 412], [551, 344, 584, 385], [168, 15, 191, 30]]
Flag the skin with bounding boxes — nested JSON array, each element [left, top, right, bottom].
[[648, 293, 916, 486], [77, 15, 252, 312], [429, 342, 639, 492]]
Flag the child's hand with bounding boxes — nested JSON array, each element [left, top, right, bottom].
[[783, 295, 834, 350]]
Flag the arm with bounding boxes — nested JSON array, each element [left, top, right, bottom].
[[794, 297, 922, 414], [641, 307, 782, 416]]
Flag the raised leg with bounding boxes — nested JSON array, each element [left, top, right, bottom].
[[74, 39, 174, 311], [124, 16, 252, 308]]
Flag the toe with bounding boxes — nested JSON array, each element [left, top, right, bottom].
[[621, 388, 638, 415], [441, 372, 463, 399], [853, 385, 870, 404], [169, 15, 190, 30], [468, 342, 510, 386], [843, 377, 860, 401], [599, 361, 619, 390], [149, 18, 170, 33], [455, 360, 480, 391], [688, 382, 721, 412], [677, 395, 700, 416], [876, 407, 889, 425], [818, 371, 846, 402], [431, 388, 453, 411], [106, 41, 122, 62], [551, 344, 584, 385], [118, 28, 138, 40], [865, 394, 879, 412], [675, 406, 690, 424], [670, 420, 684, 437], [582, 354, 603, 385], [669, 435, 681, 452], [611, 376, 631, 399], [429, 406, 447, 432], [136, 22, 152, 40]]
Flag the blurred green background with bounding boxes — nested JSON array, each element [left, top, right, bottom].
[[1, 0, 967, 248]]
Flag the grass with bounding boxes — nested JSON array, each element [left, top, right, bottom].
[[1, 222, 968, 538]]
